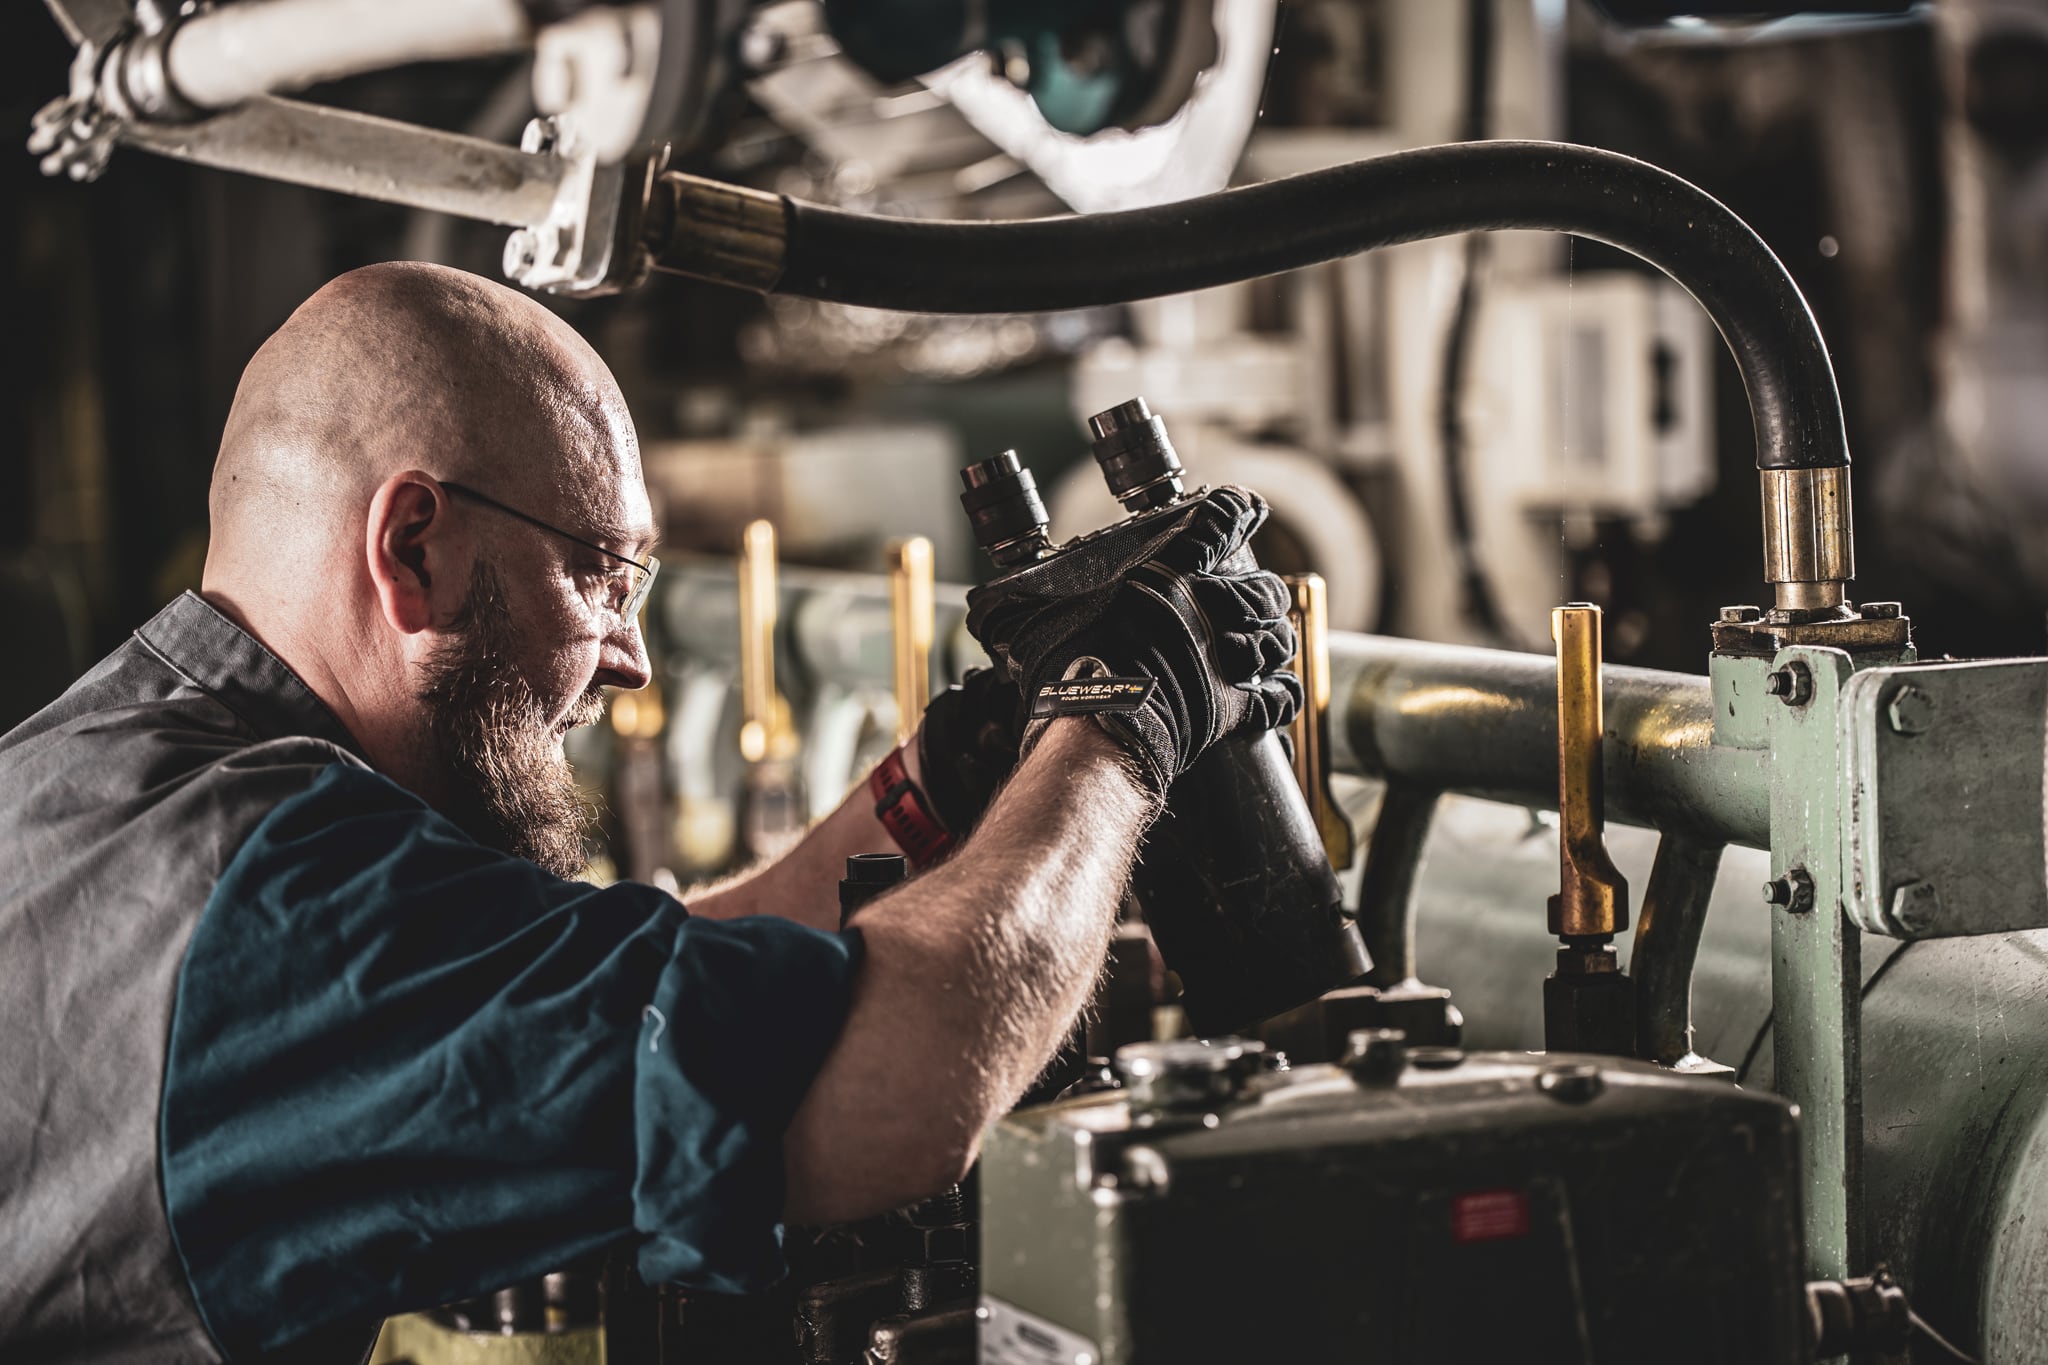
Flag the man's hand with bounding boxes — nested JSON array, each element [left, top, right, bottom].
[[915, 668, 1023, 841], [964, 485, 1302, 793]]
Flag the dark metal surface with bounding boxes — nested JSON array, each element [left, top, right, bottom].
[[1328, 632, 1771, 849], [1631, 831, 1731, 1069], [1748, 931, 2048, 1364], [1358, 781, 1442, 985], [984, 1051, 1809, 1364], [1710, 605, 1913, 657]]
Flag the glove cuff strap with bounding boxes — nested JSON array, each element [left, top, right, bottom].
[[1028, 670, 1157, 720], [869, 747, 958, 869]]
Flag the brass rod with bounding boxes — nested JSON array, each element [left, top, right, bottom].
[[888, 536, 935, 744], [1286, 573, 1357, 869], [737, 519, 779, 764], [1549, 604, 1630, 938]]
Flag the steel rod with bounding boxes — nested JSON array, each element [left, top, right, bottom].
[[1630, 831, 1729, 1067], [120, 95, 566, 226], [1327, 632, 1769, 850]]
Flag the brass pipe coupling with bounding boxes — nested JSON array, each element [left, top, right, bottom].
[[645, 173, 787, 293], [1759, 466, 1854, 617]]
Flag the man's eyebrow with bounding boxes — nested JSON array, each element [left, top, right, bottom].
[[593, 516, 659, 561]]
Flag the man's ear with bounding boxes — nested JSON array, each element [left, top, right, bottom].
[[366, 471, 454, 635]]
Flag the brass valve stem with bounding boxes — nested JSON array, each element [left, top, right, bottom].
[[1548, 604, 1630, 939], [737, 519, 794, 764], [888, 536, 935, 745], [1285, 573, 1356, 870]]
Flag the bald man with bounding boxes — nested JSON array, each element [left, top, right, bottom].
[[0, 263, 1298, 1363]]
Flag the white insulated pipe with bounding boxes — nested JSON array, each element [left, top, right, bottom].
[[163, 0, 531, 111]]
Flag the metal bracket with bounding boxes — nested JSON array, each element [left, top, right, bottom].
[[1714, 634, 1912, 1287], [1709, 601, 1911, 658], [1840, 656, 2048, 939], [1764, 644, 1863, 1283]]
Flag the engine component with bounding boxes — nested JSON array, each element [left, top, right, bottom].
[[980, 1042, 1807, 1364], [961, 401, 1370, 1035], [1544, 604, 1635, 1056]]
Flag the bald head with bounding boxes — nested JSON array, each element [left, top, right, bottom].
[[199, 264, 654, 842], [209, 261, 639, 566]]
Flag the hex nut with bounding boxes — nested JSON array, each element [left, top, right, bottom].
[[1887, 881, 1942, 937], [1861, 601, 1903, 620], [1766, 661, 1814, 706], [1885, 684, 1934, 736], [1763, 867, 1816, 914], [1342, 1028, 1408, 1087], [1718, 604, 1764, 624]]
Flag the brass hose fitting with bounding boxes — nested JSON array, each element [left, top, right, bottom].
[[646, 172, 787, 294], [1759, 466, 1854, 615]]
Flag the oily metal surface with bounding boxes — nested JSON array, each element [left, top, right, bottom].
[[1749, 932, 2048, 1364], [1328, 633, 1770, 849]]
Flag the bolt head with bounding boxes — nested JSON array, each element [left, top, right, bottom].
[[1886, 684, 1934, 736], [503, 228, 540, 278], [1718, 604, 1764, 624], [1538, 1063, 1605, 1104], [1342, 1028, 1408, 1086], [520, 116, 561, 156], [738, 25, 787, 69], [1887, 880, 1942, 936]]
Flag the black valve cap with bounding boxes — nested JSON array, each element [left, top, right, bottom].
[[1087, 397, 1185, 511], [960, 451, 1051, 567]]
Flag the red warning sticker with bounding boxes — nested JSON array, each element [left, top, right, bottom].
[[1451, 1189, 1531, 1243]]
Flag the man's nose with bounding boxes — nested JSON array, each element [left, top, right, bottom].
[[596, 615, 653, 691]]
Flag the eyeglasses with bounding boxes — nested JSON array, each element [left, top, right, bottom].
[[442, 481, 660, 624]]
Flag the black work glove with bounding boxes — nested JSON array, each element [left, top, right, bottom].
[[963, 485, 1302, 793], [916, 667, 1024, 838]]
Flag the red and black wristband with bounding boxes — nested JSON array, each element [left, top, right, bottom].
[[869, 747, 957, 869]]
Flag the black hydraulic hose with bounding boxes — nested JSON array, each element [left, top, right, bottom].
[[752, 141, 1846, 472]]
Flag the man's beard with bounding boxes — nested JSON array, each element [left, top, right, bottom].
[[416, 560, 606, 878]]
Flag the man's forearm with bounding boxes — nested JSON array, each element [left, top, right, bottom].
[[781, 717, 1153, 1223]]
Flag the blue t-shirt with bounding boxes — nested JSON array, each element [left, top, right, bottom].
[[159, 764, 862, 1358]]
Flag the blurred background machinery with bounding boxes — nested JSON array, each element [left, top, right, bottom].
[[15, 0, 2048, 1361]]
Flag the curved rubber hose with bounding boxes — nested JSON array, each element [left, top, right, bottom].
[[774, 140, 1845, 471]]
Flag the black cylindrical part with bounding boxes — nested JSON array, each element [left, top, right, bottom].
[[963, 405, 1371, 1035], [1136, 729, 1372, 1035], [1087, 397, 1185, 511], [959, 452, 1051, 567], [840, 851, 908, 926]]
